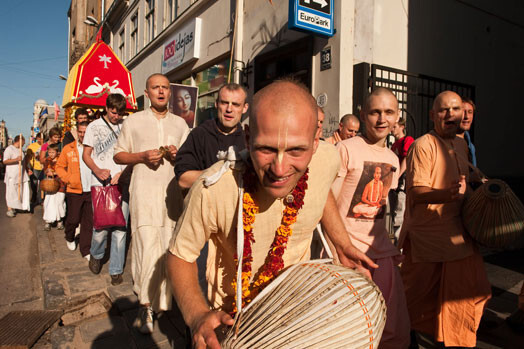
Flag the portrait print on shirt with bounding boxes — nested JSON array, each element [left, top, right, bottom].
[[348, 161, 395, 220]]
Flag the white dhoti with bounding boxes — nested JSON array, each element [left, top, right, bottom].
[[131, 225, 173, 311], [353, 202, 380, 218], [5, 176, 30, 211], [43, 192, 66, 223]]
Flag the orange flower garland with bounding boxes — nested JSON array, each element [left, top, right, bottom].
[[232, 168, 309, 313]]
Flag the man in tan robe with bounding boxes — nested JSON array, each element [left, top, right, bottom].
[[399, 91, 491, 347], [114, 73, 189, 334], [167, 80, 376, 349]]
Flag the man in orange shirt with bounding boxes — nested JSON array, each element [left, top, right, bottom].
[[56, 122, 93, 258], [399, 91, 491, 347]]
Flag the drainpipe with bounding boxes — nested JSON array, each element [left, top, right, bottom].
[[233, 0, 244, 84]]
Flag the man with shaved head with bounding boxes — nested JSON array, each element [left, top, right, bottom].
[[326, 114, 360, 144], [167, 80, 375, 349], [113, 73, 190, 333], [331, 87, 410, 348], [399, 91, 491, 347]]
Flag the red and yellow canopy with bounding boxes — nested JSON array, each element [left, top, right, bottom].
[[62, 40, 137, 111]]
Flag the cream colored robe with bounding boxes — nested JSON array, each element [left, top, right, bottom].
[[115, 108, 189, 311], [169, 142, 340, 311]]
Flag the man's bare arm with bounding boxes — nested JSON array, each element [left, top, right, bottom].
[[82, 146, 110, 181], [178, 170, 203, 189], [320, 190, 378, 277], [113, 150, 162, 167], [410, 175, 465, 204], [3, 157, 22, 165], [167, 253, 233, 349]]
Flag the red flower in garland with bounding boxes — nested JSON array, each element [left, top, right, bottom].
[[232, 168, 309, 313]]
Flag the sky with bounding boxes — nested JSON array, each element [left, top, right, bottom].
[[0, 1, 69, 142]]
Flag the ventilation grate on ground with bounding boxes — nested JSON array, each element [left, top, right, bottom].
[[0, 310, 62, 348]]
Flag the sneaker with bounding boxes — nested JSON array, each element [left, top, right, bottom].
[[6, 210, 15, 218], [84, 254, 91, 261], [88, 255, 102, 274], [43, 223, 51, 231], [74, 226, 81, 238], [57, 221, 64, 230], [137, 305, 154, 334], [111, 273, 123, 286], [66, 240, 77, 251]]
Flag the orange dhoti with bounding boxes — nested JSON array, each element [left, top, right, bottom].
[[401, 242, 492, 347]]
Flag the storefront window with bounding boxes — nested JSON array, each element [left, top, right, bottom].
[[175, 59, 230, 127], [194, 59, 230, 95]]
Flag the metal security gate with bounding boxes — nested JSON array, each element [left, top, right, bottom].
[[353, 63, 475, 139]]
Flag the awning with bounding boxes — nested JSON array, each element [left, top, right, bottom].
[[62, 40, 137, 111]]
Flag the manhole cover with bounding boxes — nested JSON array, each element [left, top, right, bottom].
[[0, 310, 62, 348]]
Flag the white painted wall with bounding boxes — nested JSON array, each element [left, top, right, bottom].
[[353, 0, 409, 70]]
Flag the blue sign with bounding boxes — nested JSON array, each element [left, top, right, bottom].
[[288, 0, 334, 37]]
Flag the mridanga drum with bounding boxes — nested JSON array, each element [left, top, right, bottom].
[[221, 259, 387, 349], [462, 179, 524, 248], [40, 178, 60, 194]]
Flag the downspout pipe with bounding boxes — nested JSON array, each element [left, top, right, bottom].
[[233, 0, 243, 84]]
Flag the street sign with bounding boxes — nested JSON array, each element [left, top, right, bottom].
[[320, 46, 331, 71], [288, 0, 334, 37]]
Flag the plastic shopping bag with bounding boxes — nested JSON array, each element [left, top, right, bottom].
[[91, 185, 126, 230]]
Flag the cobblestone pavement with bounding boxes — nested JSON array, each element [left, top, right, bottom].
[[33, 212, 189, 349]]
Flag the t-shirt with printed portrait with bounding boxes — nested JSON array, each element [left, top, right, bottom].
[[332, 136, 400, 260]]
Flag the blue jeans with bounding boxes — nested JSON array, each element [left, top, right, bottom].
[[90, 201, 129, 275]]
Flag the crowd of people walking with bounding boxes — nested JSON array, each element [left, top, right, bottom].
[[3, 73, 523, 348]]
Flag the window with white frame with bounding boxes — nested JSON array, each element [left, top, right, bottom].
[[145, 0, 155, 43], [131, 12, 138, 56], [164, 0, 174, 28], [118, 29, 125, 61]]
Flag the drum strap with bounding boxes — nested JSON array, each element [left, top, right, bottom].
[[433, 131, 486, 180], [235, 173, 245, 314], [315, 224, 334, 259]]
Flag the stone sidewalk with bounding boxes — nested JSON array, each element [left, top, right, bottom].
[[3, 200, 522, 348], [31, 216, 189, 349]]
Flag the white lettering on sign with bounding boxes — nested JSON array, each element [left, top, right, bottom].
[[297, 10, 330, 29]]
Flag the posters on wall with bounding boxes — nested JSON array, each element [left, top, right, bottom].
[[169, 84, 199, 128]]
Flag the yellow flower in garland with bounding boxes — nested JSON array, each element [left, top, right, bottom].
[[231, 168, 309, 314]]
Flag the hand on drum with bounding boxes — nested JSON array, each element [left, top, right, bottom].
[[191, 310, 234, 349], [448, 175, 466, 201], [335, 244, 377, 280]]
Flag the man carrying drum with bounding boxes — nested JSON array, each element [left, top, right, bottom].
[[167, 80, 376, 349], [399, 90, 491, 347]]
